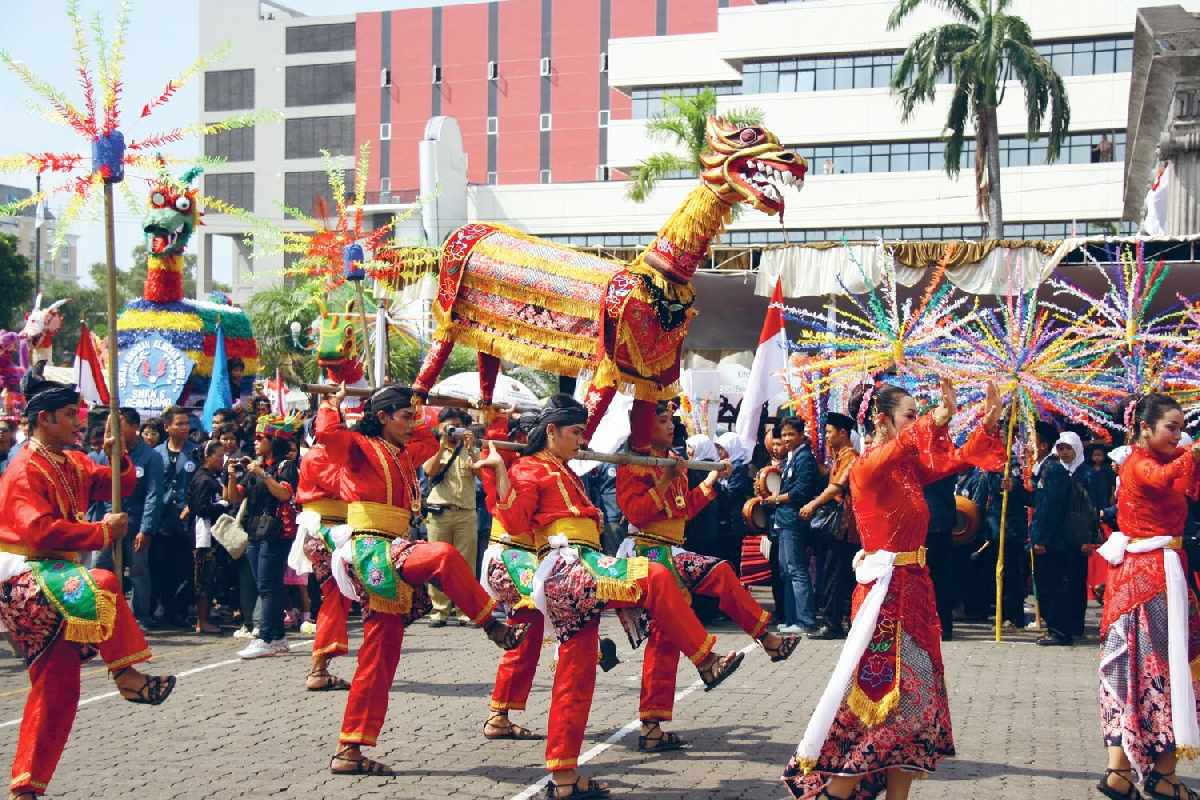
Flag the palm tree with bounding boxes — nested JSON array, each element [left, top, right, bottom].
[[888, 0, 1070, 238], [626, 88, 763, 203]]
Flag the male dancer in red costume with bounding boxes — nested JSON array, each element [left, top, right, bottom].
[[0, 365, 175, 799], [293, 436, 352, 691], [316, 383, 528, 776], [616, 402, 799, 752]]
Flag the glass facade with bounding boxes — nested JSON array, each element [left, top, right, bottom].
[[284, 170, 355, 216], [286, 23, 355, 55], [285, 63, 355, 107], [629, 84, 741, 119], [1034, 37, 1132, 77], [204, 69, 254, 112], [204, 127, 254, 162], [285, 115, 355, 159], [204, 173, 254, 212]]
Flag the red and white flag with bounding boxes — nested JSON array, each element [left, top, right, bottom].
[[734, 278, 788, 456], [72, 321, 109, 406], [267, 367, 286, 415]]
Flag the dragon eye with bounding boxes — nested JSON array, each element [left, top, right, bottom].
[[151, 191, 166, 207], [739, 129, 759, 144], [174, 196, 192, 212]]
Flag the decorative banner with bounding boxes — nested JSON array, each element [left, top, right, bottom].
[[117, 335, 193, 416]]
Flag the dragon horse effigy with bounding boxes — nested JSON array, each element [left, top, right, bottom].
[[413, 117, 807, 448], [116, 169, 257, 403]]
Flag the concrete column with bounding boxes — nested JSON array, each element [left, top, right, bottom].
[[1162, 128, 1200, 235]]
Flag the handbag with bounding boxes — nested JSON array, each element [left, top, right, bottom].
[[251, 514, 283, 542], [211, 499, 249, 559], [808, 501, 845, 546]]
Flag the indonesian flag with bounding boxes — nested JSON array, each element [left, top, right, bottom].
[[734, 278, 788, 456], [72, 321, 109, 406], [267, 368, 286, 415], [1143, 161, 1171, 236]]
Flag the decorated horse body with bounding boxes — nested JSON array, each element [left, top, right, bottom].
[[116, 170, 257, 403], [19, 294, 68, 366], [413, 117, 806, 448]]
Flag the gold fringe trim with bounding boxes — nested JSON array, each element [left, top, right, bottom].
[[587, 357, 681, 402], [62, 588, 117, 645], [447, 323, 589, 378], [794, 757, 818, 776], [595, 576, 644, 604], [512, 596, 537, 612], [455, 299, 599, 354], [1178, 746, 1200, 761], [365, 582, 414, 616], [845, 622, 903, 728], [633, 185, 731, 270]]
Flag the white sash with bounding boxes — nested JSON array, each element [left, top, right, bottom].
[[531, 534, 577, 618], [793, 549, 899, 771], [615, 535, 684, 560], [1099, 532, 1200, 757]]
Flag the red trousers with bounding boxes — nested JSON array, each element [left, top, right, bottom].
[[11, 568, 151, 796], [545, 562, 715, 771], [490, 607, 544, 712], [314, 578, 351, 659], [640, 561, 770, 721], [340, 541, 497, 746]]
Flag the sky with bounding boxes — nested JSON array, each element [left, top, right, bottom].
[[0, 0, 481, 288]]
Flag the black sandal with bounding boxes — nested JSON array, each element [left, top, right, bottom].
[[483, 712, 543, 740], [598, 637, 621, 672], [544, 776, 611, 799], [330, 747, 399, 776], [761, 633, 801, 663], [637, 721, 687, 753], [306, 670, 351, 691], [1145, 769, 1200, 800], [114, 668, 176, 705], [698, 650, 744, 691], [1097, 768, 1138, 799], [484, 619, 530, 651]]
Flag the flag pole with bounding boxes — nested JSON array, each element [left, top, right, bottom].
[[103, 181, 123, 580]]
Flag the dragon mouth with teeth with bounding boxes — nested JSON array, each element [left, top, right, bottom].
[[146, 221, 187, 255], [700, 120, 808, 217]]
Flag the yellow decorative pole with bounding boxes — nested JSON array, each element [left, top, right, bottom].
[[993, 398, 1019, 642]]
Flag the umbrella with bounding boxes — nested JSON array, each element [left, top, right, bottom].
[[430, 372, 543, 408]]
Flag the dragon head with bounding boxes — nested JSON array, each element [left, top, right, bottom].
[[314, 304, 360, 369], [143, 176, 200, 257], [700, 117, 807, 216]]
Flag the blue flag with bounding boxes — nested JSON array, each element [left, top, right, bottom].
[[202, 323, 234, 433]]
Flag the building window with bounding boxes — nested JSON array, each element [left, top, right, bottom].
[[204, 127, 254, 162], [598, 110, 609, 128], [285, 115, 355, 159], [596, 165, 609, 181], [960, 130, 1127, 169], [742, 52, 951, 95], [487, 61, 499, 80], [600, 52, 608, 72], [432, 65, 442, 84], [540, 169, 551, 184], [487, 116, 498, 135], [540, 57, 552, 77], [1034, 36, 1133, 77], [487, 171, 497, 185], [286, 22, 355, 54], [629, 84, 741, 119], [379, 122, 391, 141], [379, 177, 391, 194], [285, 169, 355, 216], [204, 69, 254, 112], [540, 114, 552, 131], [285, 62, 355, 107], [205, 172, 254, 211], [381, 68, 392, 87]]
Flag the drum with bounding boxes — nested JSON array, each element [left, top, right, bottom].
[[952, 495, 980, 546], [741, 497, 770, 533], [754, 465, 782, 499]]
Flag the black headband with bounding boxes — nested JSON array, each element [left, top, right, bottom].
[[22, 362, 79, 418], [537, 404, 588, 429], [365, 384, 414, 415]]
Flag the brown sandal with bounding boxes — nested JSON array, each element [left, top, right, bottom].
[[114, 668, 176, 705], [761, 633, 801, 663], [483, 712, 543, 740], [329, 747, 398, 776], [306, 670, 351, 691], [698, 650, 744, 691], [484, 619, 530, 651]]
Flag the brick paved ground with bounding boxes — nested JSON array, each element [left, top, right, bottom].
[[0, 591, 1195, 800]]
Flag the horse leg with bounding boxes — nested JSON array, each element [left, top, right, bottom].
[[627, 399, 657, 453], [581, 382, 616, 443], [414, 338, 455, 395], [477, 352, 501, 407]]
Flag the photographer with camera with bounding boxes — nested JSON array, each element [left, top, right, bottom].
[[422, 408, 480, 627]]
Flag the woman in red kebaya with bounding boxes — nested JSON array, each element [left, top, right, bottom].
[[783, 378, 1002, 800], [1096, 393, 1200, 800]]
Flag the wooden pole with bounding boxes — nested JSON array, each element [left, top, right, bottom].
[[300, 382, 542, 414], [354, 283, 376, 389], [483, 439, 726, 472], [993, 402, 1019, 643], [103, 182, 123, 579]]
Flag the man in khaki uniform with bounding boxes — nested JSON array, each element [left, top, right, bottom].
[[423, 408, 480, 626]]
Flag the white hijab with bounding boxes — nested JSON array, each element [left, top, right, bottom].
[[686, 434, 719, 464], [715, 431, 749, 466], [1054, 431, 1085, 475]]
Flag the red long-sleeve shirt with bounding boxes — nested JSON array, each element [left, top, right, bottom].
[[0, 445, 136, 554], [314, 405, 438, 509], [616, 448, 714, 545], [495, 452, 602, 549]]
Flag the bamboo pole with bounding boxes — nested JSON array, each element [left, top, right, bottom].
[[300, 382, 542, 414], [994, 401, 1020, 643], [103, 182, 123, 579], [483, 439, 727, 472], [354, 283, 376, 389]]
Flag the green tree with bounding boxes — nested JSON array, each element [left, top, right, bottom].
[[626, 89, 764, 204], [889, 0, 1070, 238], [0, 234, 35, 330]]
